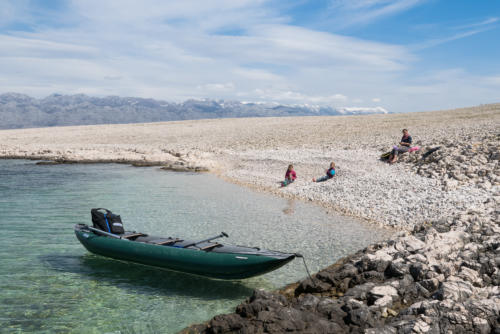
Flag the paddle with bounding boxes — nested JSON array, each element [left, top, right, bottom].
[[183, 232, 229, 248]]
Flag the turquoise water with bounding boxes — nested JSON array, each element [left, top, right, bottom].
[[0, 159, 390, 333]]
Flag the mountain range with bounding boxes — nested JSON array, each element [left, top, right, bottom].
[[0, 93, 389, 129]]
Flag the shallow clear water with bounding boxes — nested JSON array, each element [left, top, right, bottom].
[[0, 159, 390, 333]]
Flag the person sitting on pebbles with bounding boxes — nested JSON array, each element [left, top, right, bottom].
[[312, 162, 336, 182], [281, 164, 297, 187], [388, 128, 412, 164]]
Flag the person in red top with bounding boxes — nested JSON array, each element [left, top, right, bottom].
[[281, 164, 297, 187]]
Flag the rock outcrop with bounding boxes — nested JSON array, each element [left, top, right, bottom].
[[182, 207, 499, 333], [399, 133, 499, 192]]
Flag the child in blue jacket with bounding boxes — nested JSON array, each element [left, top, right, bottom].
[[313, 162, 335, 182]]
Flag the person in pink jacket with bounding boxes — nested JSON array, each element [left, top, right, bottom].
[[281, 164, 297, 187]]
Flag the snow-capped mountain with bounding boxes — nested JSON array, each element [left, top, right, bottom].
[[0, 93, 389, 129]]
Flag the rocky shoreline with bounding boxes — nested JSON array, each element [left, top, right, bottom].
[[0, 104, 499, 333], [1, 153, 210, 172], [182, 209, 499, 333]]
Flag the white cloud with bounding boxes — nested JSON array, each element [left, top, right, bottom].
[[246, 24, 410, 70], [0, 1, 498, 112], [0, 35, 98, 57], [233, 68, 284, 82], [453, 17, 499, 30], [412, 27, 495, 50], [337, 106, 388, 114], [325, 0, 427, 28], [268, 91, 348, 104], [410, 17, 498, 50], [197, 82, 235, 92], [0, 2, 413, 107], [392, 68, 500, 111]]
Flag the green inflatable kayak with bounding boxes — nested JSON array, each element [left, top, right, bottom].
[[74, 224, 296, 279]]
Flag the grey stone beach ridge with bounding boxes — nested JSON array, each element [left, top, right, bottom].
[[1, 103, 499, 333]]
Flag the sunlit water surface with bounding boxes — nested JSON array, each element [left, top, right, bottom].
[[0, 160, 390, 333]]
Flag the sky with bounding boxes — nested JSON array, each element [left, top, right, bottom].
[[0, 0, 499, 113]]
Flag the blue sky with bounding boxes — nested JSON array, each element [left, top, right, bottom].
[[0, 0, 499, 113]]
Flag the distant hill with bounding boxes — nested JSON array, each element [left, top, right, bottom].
[[0, 93, 389, 129]]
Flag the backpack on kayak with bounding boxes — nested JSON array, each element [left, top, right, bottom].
[[91, 208, 125, 234]]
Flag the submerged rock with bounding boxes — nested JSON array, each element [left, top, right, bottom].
[[161, 163, 209, 172]]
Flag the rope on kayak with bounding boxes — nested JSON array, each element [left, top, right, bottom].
[[295, 253, 316, 287]]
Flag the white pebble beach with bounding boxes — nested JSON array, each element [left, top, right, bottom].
[[1, 103, 499, 230]]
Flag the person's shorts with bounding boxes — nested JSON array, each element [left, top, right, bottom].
[[394, 146, 410, 155]]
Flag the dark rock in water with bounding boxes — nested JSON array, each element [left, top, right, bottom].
[[160, 164, 209, 172], [209, 314, 245, 333], [36, 161, 60, 165], [217, 289, 349, 334], [296, 278, 332, 294], [316, 262, 358, 285], [55, 159, 78, 164], [131, 161, 163, 167], [35, 159, 78, 165]]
